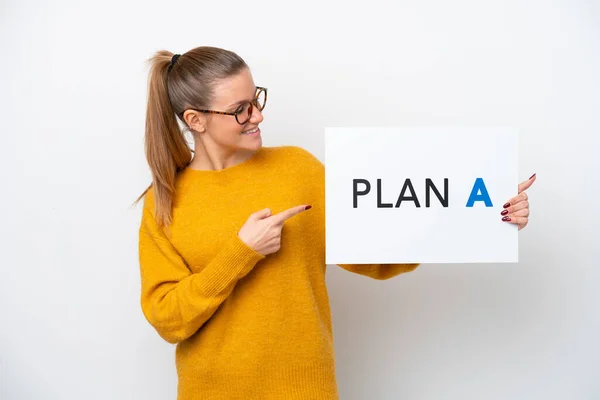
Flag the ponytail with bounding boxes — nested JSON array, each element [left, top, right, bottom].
[[134, 51, 192, 230]]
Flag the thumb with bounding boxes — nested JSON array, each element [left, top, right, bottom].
[[251, 208, 272, 220]]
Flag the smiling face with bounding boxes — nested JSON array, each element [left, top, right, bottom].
[[183, 67, 264, 154]]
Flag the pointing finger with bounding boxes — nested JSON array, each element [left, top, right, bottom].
[[271, 205, 312, 225]]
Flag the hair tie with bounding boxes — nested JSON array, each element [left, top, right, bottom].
[[168, 54, 181, 73]]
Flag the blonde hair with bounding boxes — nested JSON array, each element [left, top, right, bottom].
[[133, 46, 248, 229]]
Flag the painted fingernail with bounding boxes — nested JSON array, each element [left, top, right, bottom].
[[501, 209, 509, 215], [503, 202, 510, 208], [305, 205, 312, 210], [502, 216, 511, 221], [529, 173, 536, 179]]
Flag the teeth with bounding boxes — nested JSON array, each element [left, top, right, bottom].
[[243, 127, 258, 134]]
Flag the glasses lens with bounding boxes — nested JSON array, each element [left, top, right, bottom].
[[235, 89, 266, 124], [255, 89, 266, 111], [236, 102, 252, 124]]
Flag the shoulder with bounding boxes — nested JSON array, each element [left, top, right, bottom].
[[263, 146, 324, 192], [263, 145, 324, 169]]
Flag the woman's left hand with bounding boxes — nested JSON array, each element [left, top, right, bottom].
[[501, 173, 537, 231]]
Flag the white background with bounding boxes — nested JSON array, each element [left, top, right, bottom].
[[1, 0, 599, 399], [325, 127, 518, 264]]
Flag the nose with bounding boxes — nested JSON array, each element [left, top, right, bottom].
[[249, 104, 264, 124]]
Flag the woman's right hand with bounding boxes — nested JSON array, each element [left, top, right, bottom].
[[238, 205, 312, 256]]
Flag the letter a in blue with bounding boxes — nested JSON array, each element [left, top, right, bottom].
[[466, 178, 493, 207]]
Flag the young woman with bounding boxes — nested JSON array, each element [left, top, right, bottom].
[[136, 46, 535, 400]]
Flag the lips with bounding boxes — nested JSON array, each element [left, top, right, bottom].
[[242, 127, 260, 135]]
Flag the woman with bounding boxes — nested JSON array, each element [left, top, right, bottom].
[[136, 46, 535, 400]]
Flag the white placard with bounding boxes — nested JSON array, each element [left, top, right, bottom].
[[325, 127, 518, 264]]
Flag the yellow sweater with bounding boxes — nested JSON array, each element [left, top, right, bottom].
[[138, 145, 420, 400]]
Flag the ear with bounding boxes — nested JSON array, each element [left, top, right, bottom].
[[182, 110, 207, 133]]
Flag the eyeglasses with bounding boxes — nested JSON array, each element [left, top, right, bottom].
[[183, 86, 267, 125]]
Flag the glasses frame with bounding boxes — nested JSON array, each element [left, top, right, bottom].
[[182, 86, 267, 125]]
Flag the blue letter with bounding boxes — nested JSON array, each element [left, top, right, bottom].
[[466, 178, 493, 207]]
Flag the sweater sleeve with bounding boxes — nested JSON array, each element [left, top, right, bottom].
[[138, 204, 265, 344], [336, 263, 420, 280]]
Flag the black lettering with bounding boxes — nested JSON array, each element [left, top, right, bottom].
[[353, 179, 370, 208], [425, 178, 449, 207], [377, 179, 393, 208], [395, 179, 421, 207]]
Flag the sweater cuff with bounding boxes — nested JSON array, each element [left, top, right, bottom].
[[197, 234, 266, 297]]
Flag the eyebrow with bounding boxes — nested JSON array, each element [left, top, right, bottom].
[[227, 86, 258, 108]]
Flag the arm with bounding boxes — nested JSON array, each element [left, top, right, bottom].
[[336, 263, 420, 280], [138, 206, 265, 344]]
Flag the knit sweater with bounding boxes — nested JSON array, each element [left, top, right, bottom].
[[138, 145, 420, 400]]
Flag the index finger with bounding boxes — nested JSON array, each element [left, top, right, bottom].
[[518, 173, 536, 193], [271, 205, 311, 225]]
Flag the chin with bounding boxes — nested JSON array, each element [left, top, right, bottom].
[[248, 136, 263, 149]]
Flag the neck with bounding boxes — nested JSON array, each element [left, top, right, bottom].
[[188, 140, 257, 171]]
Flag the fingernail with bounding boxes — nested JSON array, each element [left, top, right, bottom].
[[503, 202, 510, 208], [529, 173, 536, 179], [502, 216, 511, 221], [501, 209, 509, 215], [305, 205, 312, 210]]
